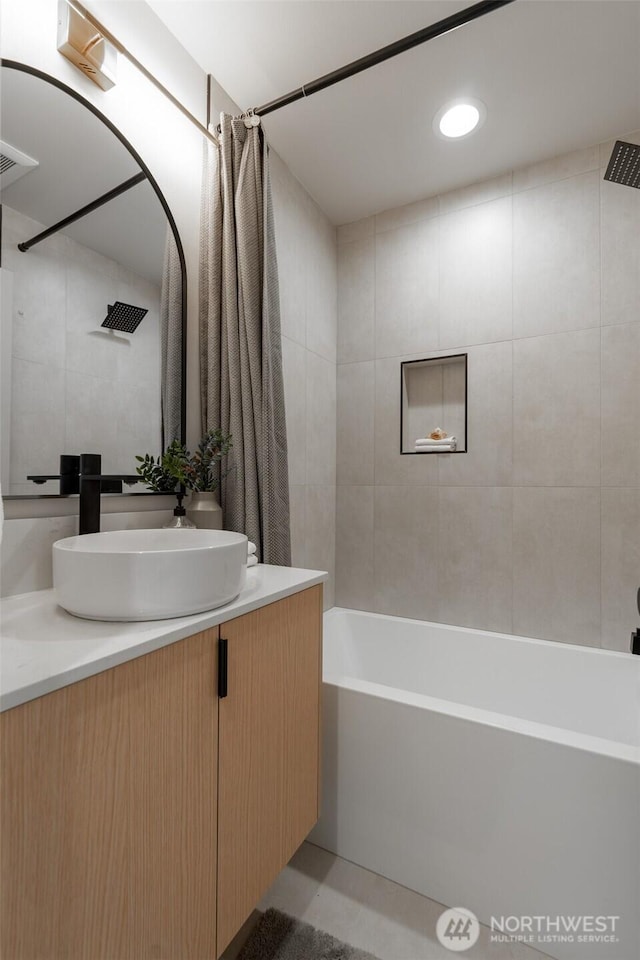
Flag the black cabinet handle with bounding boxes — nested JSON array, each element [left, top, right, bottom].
[[218, 638, 228, 698]]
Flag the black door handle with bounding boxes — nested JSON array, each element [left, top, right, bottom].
[[218, 638, 228, 698]]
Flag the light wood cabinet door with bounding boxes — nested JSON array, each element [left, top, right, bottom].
[[0, 629, 218, 960], [216, 585, 323, 956]]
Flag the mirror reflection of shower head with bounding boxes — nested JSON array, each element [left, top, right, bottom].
[[603, 141, 640, 189], [101, 301, 148, 334]]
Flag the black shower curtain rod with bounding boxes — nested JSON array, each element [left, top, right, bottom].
[[252, 0, 517, 118], [17, 172, 147, 253]]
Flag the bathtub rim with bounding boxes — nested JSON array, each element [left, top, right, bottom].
[[323, 607, 640, 766], [325, 606, 637, 661]]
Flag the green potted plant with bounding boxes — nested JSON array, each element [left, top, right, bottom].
[[136, 430, 232, 529], [135, 439, 189, 493]]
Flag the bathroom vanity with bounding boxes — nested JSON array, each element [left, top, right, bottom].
[[0, 568, 325, 959]]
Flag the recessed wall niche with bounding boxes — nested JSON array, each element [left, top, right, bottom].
[[400, 354, 467, 454]]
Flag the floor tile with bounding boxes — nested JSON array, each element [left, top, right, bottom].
[[257, 842, 551, 960]]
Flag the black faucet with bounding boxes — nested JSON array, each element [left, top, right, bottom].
[[632, 588, 640, 655], [28, 453, 140, 534]]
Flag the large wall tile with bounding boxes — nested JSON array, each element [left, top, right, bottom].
[[306, 203, 337, 363], [513, 171, 600, 338], [337, 218, 374, 245], [1, 515, 77, 597], [0, 511, 173, 598], [66, 238, 120, 279], [375, 195, 438, 234], [288, 483, 307, 569], [113, 380, 161, 474], [513, 487, 601, 646], [114, 270, 161, 385], [374, 357, 438, 486], [335, 485, 374, 611], [601, 488, 640, 652], [375, 218, 439, 358], [3, 207, 67, 370], [9, 359, 65, 486], [7, 274, 67, 371], [513, 329, 600, 486], [271, 160, 307, 347], [65, 329, 120, 381], [601, 323, 640, 486], [373, 485, 439, 621], [438, 171, 512, 217], [306, 484, 336, 609], [512, 144, 599, 193], [281, 335, 307, 486], [437, 487, 513, 633], [66, 256, 118, 336], [272, 153, 337, 608], [438, 341, 513, 487], [306, 351, 336, 486], [601, 176, 640, 327], [337, 361, 374, 485], [117, 325, 161, 387], [64, 371, 120, 465], [439, 196, 512, 348], [337, 237, 375, 363]]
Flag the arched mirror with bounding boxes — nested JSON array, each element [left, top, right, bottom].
[[0, 61, 186, 498]]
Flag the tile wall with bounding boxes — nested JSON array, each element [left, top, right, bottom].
[[2, 206, 161, 496], [335, 132, 640, 650], [270, 153, 337, 607], [0, 508, 173, 598]]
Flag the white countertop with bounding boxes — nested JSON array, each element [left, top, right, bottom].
[[0, 565, 327, 712]]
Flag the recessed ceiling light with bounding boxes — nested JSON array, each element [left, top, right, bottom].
[[433, 99, 486, 140]]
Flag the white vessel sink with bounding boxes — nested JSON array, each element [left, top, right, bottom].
[[53, 528, 248, 621]]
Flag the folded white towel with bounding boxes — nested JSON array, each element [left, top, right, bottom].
[[415, 439, 456, 446], [248, 541, 257, 555], [415, 443, 457, 452], [247, 554, 258, 567], [415, 436, 456, 446]]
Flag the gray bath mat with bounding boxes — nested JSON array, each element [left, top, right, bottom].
[[237, 908, 382, 960]]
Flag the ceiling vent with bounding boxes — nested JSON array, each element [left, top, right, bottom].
[[0, 141, 39, 190]]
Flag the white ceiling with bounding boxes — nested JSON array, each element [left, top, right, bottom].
[[1, 66, 168, 283], [149, 0, 640, 224]]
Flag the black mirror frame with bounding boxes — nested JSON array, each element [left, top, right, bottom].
[[0, 58, 187, 499]]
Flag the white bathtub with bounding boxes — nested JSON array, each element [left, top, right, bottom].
[[311, 608, 640, 960]]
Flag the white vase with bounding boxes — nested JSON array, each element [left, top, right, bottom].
[[186, 491, 223, 530]]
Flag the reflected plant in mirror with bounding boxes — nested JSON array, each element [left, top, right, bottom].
[[135, 430, 233, 493], [135, 439, 187, 493], [0, 62, 185, 500]]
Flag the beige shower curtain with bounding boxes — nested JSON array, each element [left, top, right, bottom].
[[200, 114, 291, 565]]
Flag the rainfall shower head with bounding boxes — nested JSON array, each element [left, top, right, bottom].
[[101, 301, 148, 334], [603, 140, 640, 189]]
